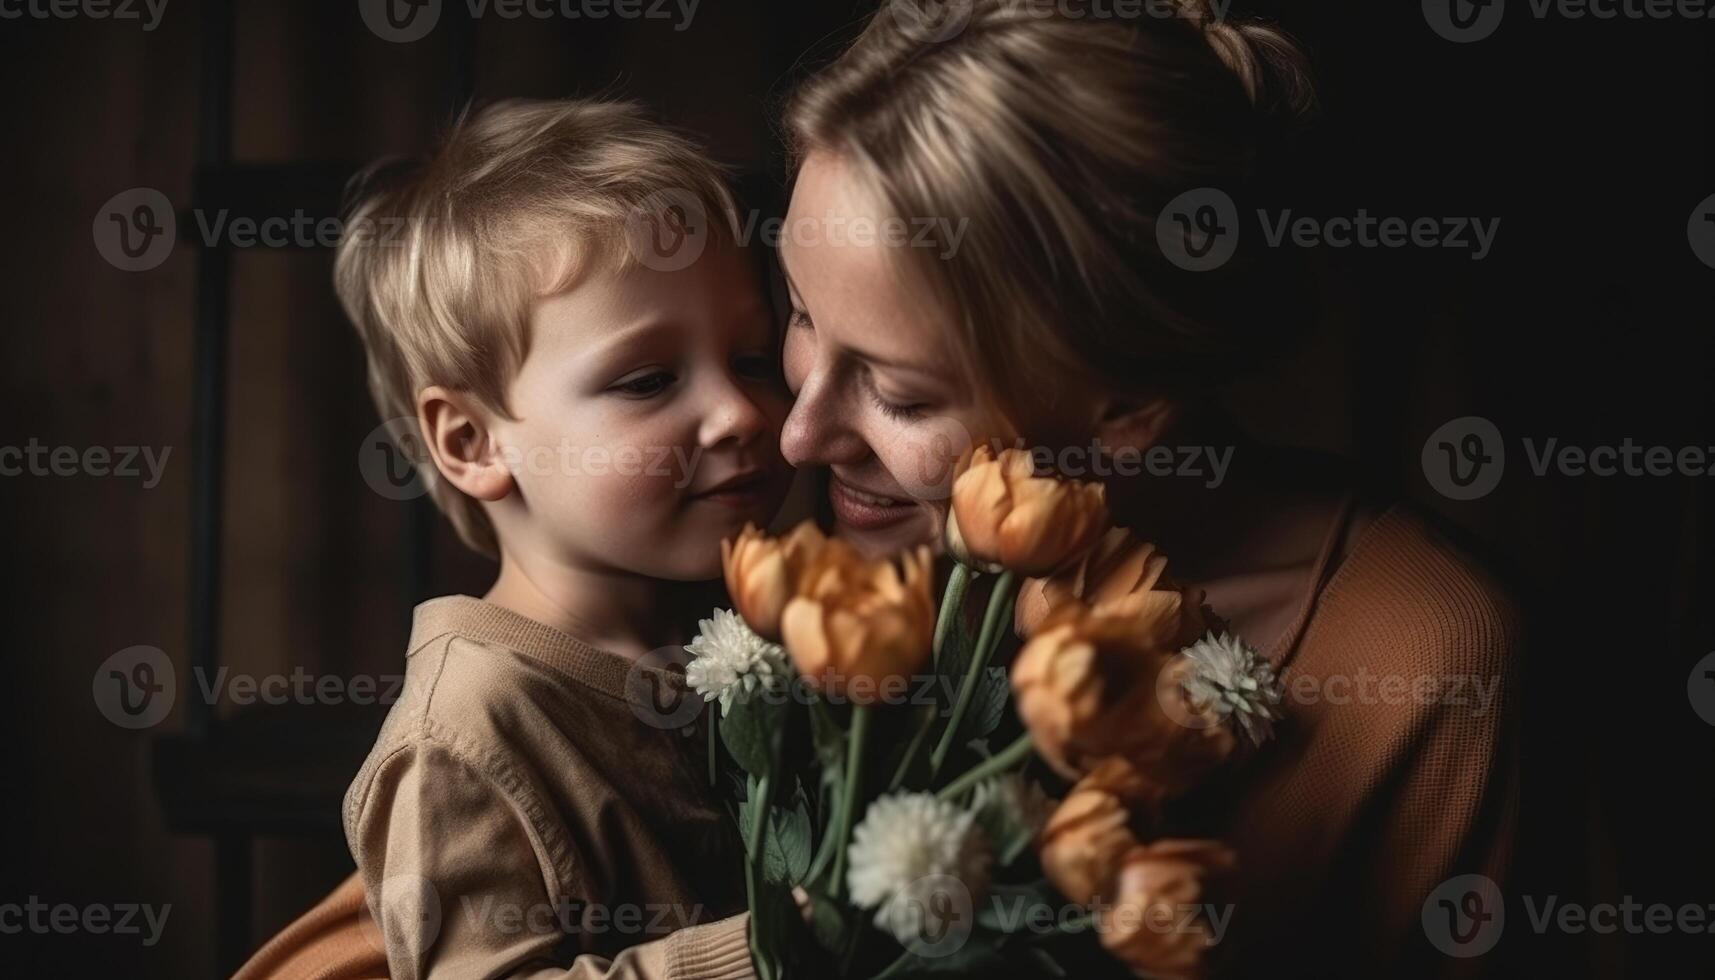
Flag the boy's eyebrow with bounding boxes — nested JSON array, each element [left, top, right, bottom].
[[584, 317, 671, 362]]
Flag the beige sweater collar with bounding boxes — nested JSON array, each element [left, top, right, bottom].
[[407, 594, 643, 701]]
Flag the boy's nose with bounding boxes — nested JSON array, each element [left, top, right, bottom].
[[698, 381, 772, 451]]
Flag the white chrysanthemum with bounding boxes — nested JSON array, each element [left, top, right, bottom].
[[683, 608, 787, 714], [970, 773, 1052, 845], [1179, 630, 1283, 746], [847, 792, 991, 944]]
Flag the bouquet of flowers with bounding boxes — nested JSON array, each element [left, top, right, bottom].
[[684, 446, 1283, 979]]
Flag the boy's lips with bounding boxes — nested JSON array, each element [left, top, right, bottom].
[[689, 468, 777, 508], [828, 475, 916, 531]]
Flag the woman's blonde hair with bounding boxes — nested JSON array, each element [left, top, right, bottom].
[[334, 98, 738, 557], [786, 0, 1315, 435]]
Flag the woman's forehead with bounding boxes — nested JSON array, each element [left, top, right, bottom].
[[781, 152, 956, 373]]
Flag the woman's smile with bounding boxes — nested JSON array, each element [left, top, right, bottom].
[[826, 472, 917, 531]]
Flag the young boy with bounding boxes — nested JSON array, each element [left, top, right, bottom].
[[334, 99, 791, 979]]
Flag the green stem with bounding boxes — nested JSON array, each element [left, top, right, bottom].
[[928, 569, 1018, 777], [707, 706, 718, 788], [886, 702, 938, 791], [871, 948, 916, 980], [932, 561, 973, 668], [936, 732, 1033, 802], [744, 769, 776, 980], [827, 704, 872, 902]]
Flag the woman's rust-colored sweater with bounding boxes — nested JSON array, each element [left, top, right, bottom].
[[238, 500, 1518, 979], [1205, 499, 1521, 977]]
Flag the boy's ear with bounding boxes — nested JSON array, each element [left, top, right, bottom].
[[1092, 393, 1179, 457], [417, 386, 514, 502]]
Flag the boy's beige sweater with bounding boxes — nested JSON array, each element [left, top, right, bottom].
[[238, 595, 754, 980]]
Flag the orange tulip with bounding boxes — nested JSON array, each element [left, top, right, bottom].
[[1014, 528, 1211, 644], [1011, 605, 1234, 793], [945, 444, 1108, 575], [779, 540, 935, 705], [1038, 777, 1135, 906], [1098, 840, 1236, 980], [721, 520, 828, 641]]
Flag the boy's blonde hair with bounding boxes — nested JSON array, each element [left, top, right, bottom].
[[787, 0, 1315, 437], [335, 98, 739, 558]]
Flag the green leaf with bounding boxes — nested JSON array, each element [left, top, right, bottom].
[[723, 691, 789, 776], [765, 790, 814, 884], [935, 577, 979, 690], [968, 666, 1009, 740], [976, 880, 1062, 935]]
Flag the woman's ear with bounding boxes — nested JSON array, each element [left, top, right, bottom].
[[1093, 394, 1179, 455], [417, 386, 514, 502]]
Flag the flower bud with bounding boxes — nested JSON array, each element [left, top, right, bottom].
[[780, 540, 935, 705], [946, 444, 1107, 575], [721, 520, 828, 641]]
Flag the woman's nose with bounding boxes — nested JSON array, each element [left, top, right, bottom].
[[779, 368, 868, 467]]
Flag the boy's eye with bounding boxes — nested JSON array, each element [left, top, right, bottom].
[[788, 308, 813, 330], [611, 371, 675, 398]]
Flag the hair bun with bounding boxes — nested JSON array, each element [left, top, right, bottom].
[[1174, 0, 1316, 118]]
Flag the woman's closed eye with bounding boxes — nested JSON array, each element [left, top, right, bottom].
[[865, 370, 927, 421]]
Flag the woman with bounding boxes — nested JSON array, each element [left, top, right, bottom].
[[775, 0, 1518, 976]]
